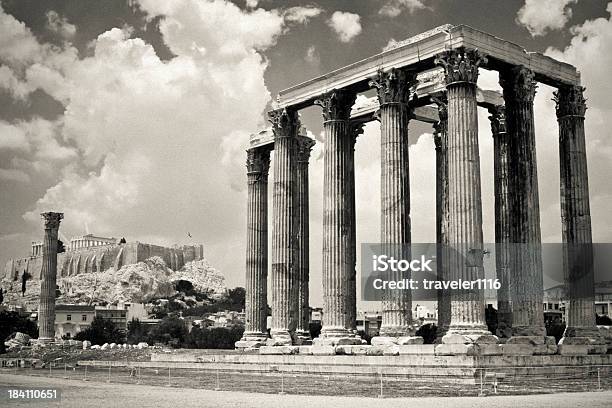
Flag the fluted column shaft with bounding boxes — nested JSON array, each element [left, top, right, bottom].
[[241, 147, 270, 342], [433, 96, 451, 339], [435, 49, 492, 340], [500, 67, 545, 338], [296, 136, 316, 339], [315, 89, 357, 338], [39, 212, 63, 342], [269, 109, 299, 345], [555, 86, 599, 342], [489, 106, 513, 334], [370, 68, 417, 337]]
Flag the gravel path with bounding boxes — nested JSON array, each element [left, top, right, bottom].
[[1, 373, 612, 408]]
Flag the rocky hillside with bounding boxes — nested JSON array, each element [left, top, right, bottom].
[[1, 257, 226, 308]]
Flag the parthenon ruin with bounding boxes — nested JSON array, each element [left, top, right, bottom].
[[236, 25, 605, 356]]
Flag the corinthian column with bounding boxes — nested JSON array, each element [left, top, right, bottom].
[[313, 89, 361, 345], [500, 67, 547, 351], [434, 49, 498, 350], [433, 95, 451, 341], [488, 105, 513, 338], [236, 147, 270, 349], [38, 212, 63, 343], [368, 68, 421, 345], [268, 108, 299, 346], [555, 85, 605, 354], [295, 136, 316, 344]]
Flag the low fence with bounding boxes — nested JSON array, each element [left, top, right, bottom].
[[1, 359, 611, 398]]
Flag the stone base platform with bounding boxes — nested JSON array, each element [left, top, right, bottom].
[[72, 350, 612, 384]]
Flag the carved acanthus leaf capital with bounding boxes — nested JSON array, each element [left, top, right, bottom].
[[268, 108, 299, 138], [434, 48, 487, 85], [41, 212, 63, 230], [369, 68, 418, 106], [296, 136, 316, 163], [432, 94, 448, 140], [553, 85, 587, 118], [246, 147, 271, 176], [500, 66, 537, 103], [314, 89, 356, 122], [487, 105, 507, 136]]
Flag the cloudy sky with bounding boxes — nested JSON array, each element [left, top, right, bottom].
[[1, 0, 611, 307]]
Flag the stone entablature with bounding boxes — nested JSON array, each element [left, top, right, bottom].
[[4, 241, 205, 283]]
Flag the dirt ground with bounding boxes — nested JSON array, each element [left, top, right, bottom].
[[1, 373, 611, 408]]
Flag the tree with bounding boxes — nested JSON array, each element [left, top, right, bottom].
[[416, 323, 438, 344], [57, 240, 65, 254], [0, 311, 38, 354], [309, 322, 322, 339], [146, 317, 188, 348], [74, 316, 124, 345], [0, 288, 4, 304], [127, 318, 150, 344], [184, 326, 244, 349], [596, 314, 612, 326], [227, 287, 246, 310], [175, 280, 194, 295]]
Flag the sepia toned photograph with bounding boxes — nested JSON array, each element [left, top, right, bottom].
[[1, 1, 612, 407]]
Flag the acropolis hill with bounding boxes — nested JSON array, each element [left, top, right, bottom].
[[3, 234, 204, 282]]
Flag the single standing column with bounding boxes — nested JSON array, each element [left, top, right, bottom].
[[369, 68, 421, 345], [433, 95, 451, 341], [38, 212, 63, 343], [347, 122, 364, 334], [268, 108, 300, 346], [555, 85, 605, 354], [435, 48, 498, 350], [295, 136, 316, 344], [314, 89, 361, 345], [236, 147, 271, 349], [488, 105, 513, 339], [500, 66, 548, 352]]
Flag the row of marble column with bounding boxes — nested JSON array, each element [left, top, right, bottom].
[[240, 47, 602, 350]]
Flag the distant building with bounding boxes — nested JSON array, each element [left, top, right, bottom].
[[54, 304, 95, 339], [95, 305, 128, 331]]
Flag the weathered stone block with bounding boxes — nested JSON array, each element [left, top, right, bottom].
[[335, 345, 370, 355], [383, 345, 400, 356], [266, 337, 292, 347], [370, 336, 397, 346], [441, 334, 467, 344], [466, 334, 499, 344], [235, 340, 265, 349], [476, 344, 502, 355], [366, 346, 385, 356], [398, 345, 436, 355], [501, 344, 534, 355], [506, 336, 545, 345], [397, 336, 424, 345], [297, 346, 313, 355], [435, 343, 477, 356], [557, 344, 589, 355], [310, 346, 336, 355], [259, 346, 297, 355]]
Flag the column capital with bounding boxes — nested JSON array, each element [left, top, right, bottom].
[[369, 68, 418, 106], [349, 121, 365, 142], [246, 147, 271, 176], [487, 105, 507, 136], [314, 89, 356, 122], [268, 108, 299, 138], [296, 136, 316, 163], [500, 66, 537, 103], [41, 212, 63, 230], [434, 48, 487, 86], [553, 85, 587, 118]]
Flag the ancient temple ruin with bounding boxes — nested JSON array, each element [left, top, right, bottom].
[[237, 25, 604, 356]]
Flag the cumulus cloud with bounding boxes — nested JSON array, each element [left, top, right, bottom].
[[328, 11, 362, 42], [45, 10, 76, 38], [516, 0, 577, 37], [0, 0, 325, 286], [379, 0, 427, 18], [284, 6, 323, 24]]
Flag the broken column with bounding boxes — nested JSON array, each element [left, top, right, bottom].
[[38, 212, 63, 343]]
